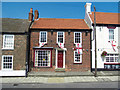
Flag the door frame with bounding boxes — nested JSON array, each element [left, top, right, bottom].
[[55, 48, 67, 69]]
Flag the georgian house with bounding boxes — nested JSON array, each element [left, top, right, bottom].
[[85, 3, 120, 70], [0, 18, 30, 76], [29, 8, 92, 72]]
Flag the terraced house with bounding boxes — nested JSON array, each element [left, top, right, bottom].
[[0, 18, 31, 76], [28, 8, 92, 72]]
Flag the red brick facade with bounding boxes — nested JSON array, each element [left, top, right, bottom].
[[29, 30, 91, 72]]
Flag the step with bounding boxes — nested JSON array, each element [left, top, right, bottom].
[[55, 68, 65, 72]]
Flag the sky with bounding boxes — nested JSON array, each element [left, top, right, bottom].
[[1, 2, 119, 19]]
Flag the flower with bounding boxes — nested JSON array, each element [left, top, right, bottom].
[[101, 51, 107, 57]]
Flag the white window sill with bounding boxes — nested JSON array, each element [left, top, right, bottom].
[[2, 48, 14, 50]]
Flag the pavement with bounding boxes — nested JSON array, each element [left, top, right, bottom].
[[0, 71, 120, 84], [28, 71, 120, 77]]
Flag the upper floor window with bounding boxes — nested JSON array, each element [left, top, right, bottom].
[[3, 35, 14, 49], [57, 32, 64, 43], [109, 29, 114, 40], [74, 32, 82, 44], [2, 55, 13, 70], [40, 31, 47, 43]]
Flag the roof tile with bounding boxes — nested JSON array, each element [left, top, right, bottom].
[[31, 18, 90, 29]]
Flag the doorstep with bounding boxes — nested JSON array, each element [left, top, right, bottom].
[[55, 68, 65, 72]]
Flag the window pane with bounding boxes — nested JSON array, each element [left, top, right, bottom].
[[74, 51, 81, 63], [35, 50, 51, 67], [4, 35, 14, 49], [58, 32, 64, 43], [109, 29, 114, 40], [105, 54, 119, 63], [75, 32, 81, 43], [40, 32, 47, 43], [3, 56, 13, 69]]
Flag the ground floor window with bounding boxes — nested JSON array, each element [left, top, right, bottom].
[[105, 54, 119, 62], [104, 54, 120, 69], [34, 50, 51, 67], [2, 55, 13, 70], [74, 50, 82, 63]]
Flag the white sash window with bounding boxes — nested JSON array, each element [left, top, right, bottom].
[[109, 29, 114, 41], [3, 35, 14, 49], [74, 50, 82, 63], [2, 55, 13, 70], [57, 32, 64, 43], [74, 32, 82, 44], [40, 31, 47, 43], [57, 32, 64, 48]]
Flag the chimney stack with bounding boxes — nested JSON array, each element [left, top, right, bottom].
[[34, 10, 39, 20], [85, 3, 92, 14], [28, 8, 33, 21]]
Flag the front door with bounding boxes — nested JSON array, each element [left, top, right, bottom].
[[58, 51, 63, 68]]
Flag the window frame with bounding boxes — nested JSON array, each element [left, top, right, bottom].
[[74, 32, 82, 44], [74, 50, 82, 64], [109, 29, 114, 41], [34, 49, 52, 67], [105, 54, 119, 64], [3, 34, 14, 50], [57, 32, 64, 44], [39, 31, 47, 43], [2, 55, 13, 70]]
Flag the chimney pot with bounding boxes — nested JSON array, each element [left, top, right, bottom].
[[28, 8, 33, 21], [34, 9, 39, 20]]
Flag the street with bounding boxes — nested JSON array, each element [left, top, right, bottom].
[[1, 81, 120, 88]]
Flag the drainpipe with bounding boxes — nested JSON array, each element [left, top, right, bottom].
[[25, 21, 33, 77]]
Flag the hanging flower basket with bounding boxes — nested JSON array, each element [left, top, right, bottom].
[[101, 51, 107, 57]]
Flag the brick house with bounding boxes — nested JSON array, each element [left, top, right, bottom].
[[85, 3, 120, 70], [29, 8, 92, 72], [0, 18, 31, 76]]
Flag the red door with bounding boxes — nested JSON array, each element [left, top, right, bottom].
[[58, 51, 63, 68]]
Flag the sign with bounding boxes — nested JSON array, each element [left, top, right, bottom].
[[58, 43, 64, 48], [76, 43, 82, 54], [111, 40, 117, 52], [40, 43, 45, 47]]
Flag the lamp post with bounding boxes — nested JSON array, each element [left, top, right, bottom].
[[94, 6, 97, 77]]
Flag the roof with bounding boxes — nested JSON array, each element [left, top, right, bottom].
[[31, 18, 90, 30], [89, 12, 120, 25], [1, 18, 31, 33]]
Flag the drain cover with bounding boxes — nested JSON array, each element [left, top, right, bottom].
[[13, 84, 18, 86]]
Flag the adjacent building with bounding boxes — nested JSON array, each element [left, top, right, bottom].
[[0, 18, 31, 76], [85, 3, 120, 70]]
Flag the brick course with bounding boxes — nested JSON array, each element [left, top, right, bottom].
[[30, 30, 91, 72]]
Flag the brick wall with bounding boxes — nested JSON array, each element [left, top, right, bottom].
[[30, 30, 91, 72], [0, 34, 27, 70]]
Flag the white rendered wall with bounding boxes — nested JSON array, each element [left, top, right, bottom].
[[92, 26, 119, 69], [0, 70, 25, 76]]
